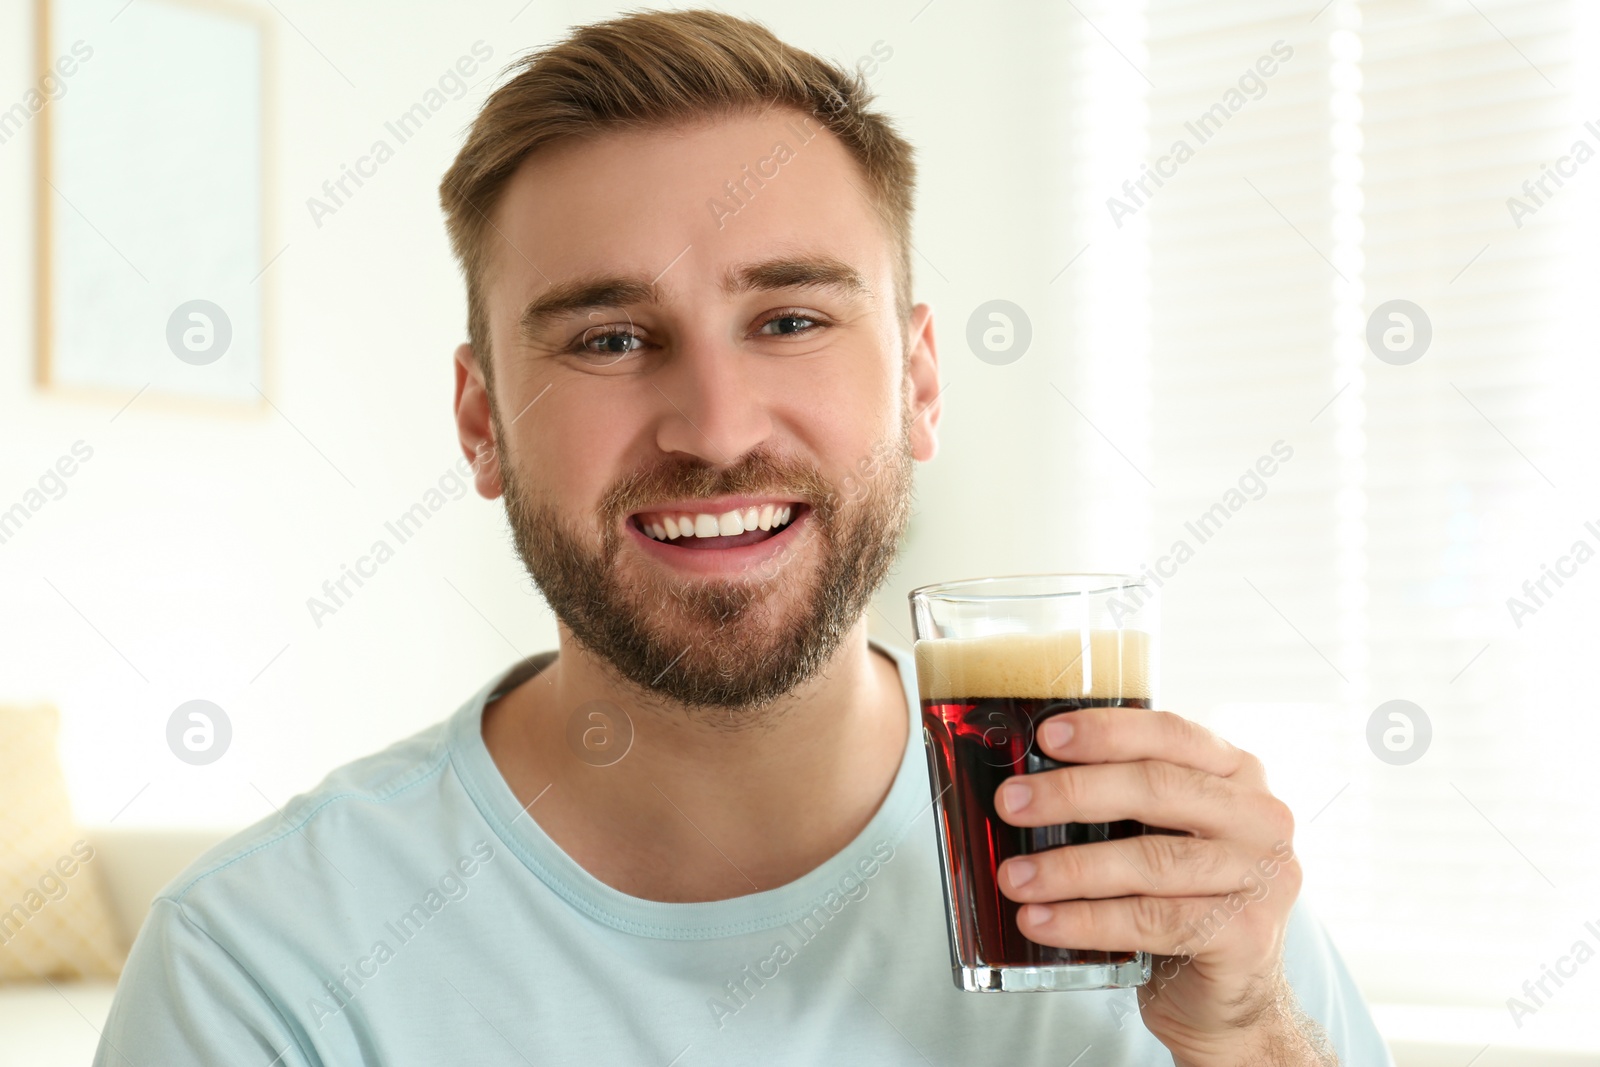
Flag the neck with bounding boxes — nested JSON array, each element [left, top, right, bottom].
[[481, 616, 910, 902]]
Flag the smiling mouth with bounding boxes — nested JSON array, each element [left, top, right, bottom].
[[629, 502, 803, 550]]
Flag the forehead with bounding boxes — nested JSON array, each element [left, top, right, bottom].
[[485, 107, 892, 308]]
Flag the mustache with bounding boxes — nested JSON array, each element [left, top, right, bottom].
[[598, 450, 838, 525]]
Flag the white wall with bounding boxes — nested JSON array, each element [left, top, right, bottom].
[[13, 4, 1596, 1060], [0, 0, 1084, 829]]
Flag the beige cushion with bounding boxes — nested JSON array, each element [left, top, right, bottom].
[[0, 704, 124, 981]]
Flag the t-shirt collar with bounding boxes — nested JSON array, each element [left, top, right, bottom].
[[446, 636, 928, 940]]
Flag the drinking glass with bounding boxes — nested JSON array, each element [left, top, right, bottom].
[[909, 573, 1158, 993]]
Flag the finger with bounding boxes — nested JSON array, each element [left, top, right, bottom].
[[1034, 707, 1266, 785], [1017, 892, 1278, 957], [996, 760, 1293, 841], [998, 833, 1277, 903]]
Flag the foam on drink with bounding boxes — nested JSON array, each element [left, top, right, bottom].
[[914, 628, 1152, 702]]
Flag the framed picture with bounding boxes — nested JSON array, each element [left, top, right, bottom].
[[33, 0, 273, 410]]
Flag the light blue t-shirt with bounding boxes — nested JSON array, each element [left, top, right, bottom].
[[97, 641, 1392, 1066]]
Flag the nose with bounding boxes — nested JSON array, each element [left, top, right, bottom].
[[652, 338, 774, 463]]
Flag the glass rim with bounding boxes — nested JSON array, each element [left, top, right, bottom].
[[908, 571, 1151, 603]]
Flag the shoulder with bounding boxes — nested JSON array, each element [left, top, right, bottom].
[[160, 713, 460, 911], [98, 717, 465, 1067]]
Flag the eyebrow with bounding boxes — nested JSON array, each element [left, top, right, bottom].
[[726, 256, 869, 298], [516, 254, 871, 342]]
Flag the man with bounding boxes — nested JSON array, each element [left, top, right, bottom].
[[98, 10, 1390, 1065]]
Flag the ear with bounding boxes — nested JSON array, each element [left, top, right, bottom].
[[454, 342, 503, 499], [905, 302, 941, 462]]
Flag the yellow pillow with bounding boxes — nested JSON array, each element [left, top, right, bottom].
[[0, 704, 124, 980]]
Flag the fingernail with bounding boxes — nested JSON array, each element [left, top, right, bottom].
[[1002, 781, 1032, 812], [1022, 904, 1052, 926], [1042, 718, 1073, 749], [1008, 858, 1036, 887]]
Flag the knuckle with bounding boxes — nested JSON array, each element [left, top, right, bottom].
[[1045, 766, 1087, 813], [1140, 759, 1198, 802], [1277, 853, 1304, 897], [1130, 893, 1173, 941], [1139, 759, 1177, 799], [1044, 842, 1088, 887], [1140, 831, 1207, 884], [1261, 795, 1296, 841], [1193, 766, 1234, 803], [1153, 709, 1194, 744]]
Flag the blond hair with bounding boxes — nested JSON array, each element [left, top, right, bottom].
[[438, 8, 916, 381]]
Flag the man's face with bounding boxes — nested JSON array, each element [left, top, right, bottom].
[[453, 108, 940, 714]]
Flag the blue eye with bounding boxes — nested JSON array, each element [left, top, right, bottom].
[[575, 327, 643, 359], [759, 313, 821, 336]]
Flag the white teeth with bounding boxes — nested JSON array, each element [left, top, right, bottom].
[[640, 505, 797, 539]]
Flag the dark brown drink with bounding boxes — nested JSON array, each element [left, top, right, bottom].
[[916, 631, 1152, 970]]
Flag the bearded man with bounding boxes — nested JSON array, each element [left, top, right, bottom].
[[97, 10, 1389, 1066]]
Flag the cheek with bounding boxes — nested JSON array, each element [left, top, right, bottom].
[[767, 350, 900, 447], [521, 388, 643, 505], [513, 375, 664, 493]]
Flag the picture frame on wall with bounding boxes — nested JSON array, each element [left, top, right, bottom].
[[32, 0, 273, 411]]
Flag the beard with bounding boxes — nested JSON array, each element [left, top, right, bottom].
[[495, 401, 914, 717]]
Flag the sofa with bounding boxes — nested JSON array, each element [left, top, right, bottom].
[[0, 826, 228, 1065]]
